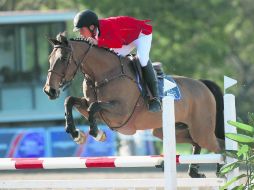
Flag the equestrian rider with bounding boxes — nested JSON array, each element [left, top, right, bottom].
[[73, 10, 161, 112]]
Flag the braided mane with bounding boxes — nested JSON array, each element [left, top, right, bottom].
[[69, 37, 119, 56]]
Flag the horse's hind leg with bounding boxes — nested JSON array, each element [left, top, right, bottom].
[[188, 144, 206, 178]]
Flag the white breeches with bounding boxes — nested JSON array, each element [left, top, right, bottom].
[[112, 33, 152, 67]]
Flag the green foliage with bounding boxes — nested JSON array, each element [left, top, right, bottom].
[[228, 120, 254, 133], [226, 133, 254, 144], [219, 117, 254, 189], [247, 113, 254, 127], [220, 174, 247, 190], [219, 160, 242, 177]]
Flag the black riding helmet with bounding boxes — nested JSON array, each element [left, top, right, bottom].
[[73, 10, 100, 33]]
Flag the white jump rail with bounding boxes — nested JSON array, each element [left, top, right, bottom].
[[224, 76, 239, 189], [0, 178, 226, 189], [163, 94, 176, 189]]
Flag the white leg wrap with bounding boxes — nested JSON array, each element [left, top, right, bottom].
[[73, 129, 81, 142], [94, 130, 104, 141]]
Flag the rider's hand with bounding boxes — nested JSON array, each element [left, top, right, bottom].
[[87, 37, 98, 45]]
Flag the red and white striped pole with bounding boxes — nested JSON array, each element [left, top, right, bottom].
[[0, 154, 224, 170]]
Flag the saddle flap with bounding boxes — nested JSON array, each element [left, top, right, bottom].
[[127, 55, 149, 98], [127, 55, 168, 100]]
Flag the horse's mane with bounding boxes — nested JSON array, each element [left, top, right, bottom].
[[69, 37, 119, 57]]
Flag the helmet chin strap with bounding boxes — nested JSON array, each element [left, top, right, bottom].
[[95, 28, 100, 38], [88, 26, 99, 38]]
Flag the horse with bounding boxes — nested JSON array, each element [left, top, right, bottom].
[[44, 32, 225, 178]]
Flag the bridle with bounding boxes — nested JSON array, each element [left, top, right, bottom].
[[48, 45, 71, 78], [48, 42, 92, 90]]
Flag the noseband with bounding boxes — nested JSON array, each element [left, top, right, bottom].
[[48, 43, 92, 90]]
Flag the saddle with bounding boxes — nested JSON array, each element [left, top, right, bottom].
[[128, 55, 181, 101], [127, 55, 164, 100]]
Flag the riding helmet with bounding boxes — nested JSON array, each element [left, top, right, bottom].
[[73, 10, 99, 32]]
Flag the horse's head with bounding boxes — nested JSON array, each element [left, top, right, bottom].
[[43, 32, 75, 100]]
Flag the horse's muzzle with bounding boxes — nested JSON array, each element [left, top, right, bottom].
[[43, 85, 60, 100]]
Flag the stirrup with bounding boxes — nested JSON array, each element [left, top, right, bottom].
[[148, 98, 161, 112]]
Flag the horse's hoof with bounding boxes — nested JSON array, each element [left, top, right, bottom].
[[216, 164, 223, 177], [73, 130, 87, 144], [94, 130, 107, 142], [197, 173, 206, 178], [188, 168, 206, 178], [189, 171, 206, 178]]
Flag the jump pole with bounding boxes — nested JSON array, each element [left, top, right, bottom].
[[0, 154, 224, 170], [224, 76, 239, 189], [162, 88, 177, 189]]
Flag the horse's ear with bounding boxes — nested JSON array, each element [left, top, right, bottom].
[[62, 31, 67, 37], [56, 31, 68, 45], [47, 38, 60, 46]]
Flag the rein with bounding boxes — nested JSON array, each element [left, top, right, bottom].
[[86, 56, 137, 89]]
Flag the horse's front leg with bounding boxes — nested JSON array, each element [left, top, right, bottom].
[[65, 96, 113, 143], [87, 101, 113, 142], [87, 102, 106, 141], [64, 96, 87, 144]]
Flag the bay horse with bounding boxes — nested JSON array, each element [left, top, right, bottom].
[[44, 32, 225, 178]]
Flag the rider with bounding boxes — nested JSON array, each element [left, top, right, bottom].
[[73, 10, 161, 112]]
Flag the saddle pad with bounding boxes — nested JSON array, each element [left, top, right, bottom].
[[158, 76, 181, 101], [135, 72, 181, 101]]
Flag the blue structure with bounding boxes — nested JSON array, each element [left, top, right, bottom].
[[0, 125, 117, 157]]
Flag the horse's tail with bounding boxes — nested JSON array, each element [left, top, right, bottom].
[[200, 80, 225, 140]]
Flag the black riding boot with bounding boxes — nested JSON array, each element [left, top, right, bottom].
[[142, 60, 161, 112]]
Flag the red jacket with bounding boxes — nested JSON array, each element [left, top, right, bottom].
[[97, 16, 152, 48]]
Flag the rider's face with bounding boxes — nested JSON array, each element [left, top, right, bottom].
[[79, 25, 97, 38], [79, 27, 92, 38]]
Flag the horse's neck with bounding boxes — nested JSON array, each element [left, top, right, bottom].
[[73, 42, 122, 81]]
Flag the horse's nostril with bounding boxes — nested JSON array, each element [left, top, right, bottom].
[[49, 88, 57, 96], [48, 88, 54, 93], [43, 86, 59, 99]]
